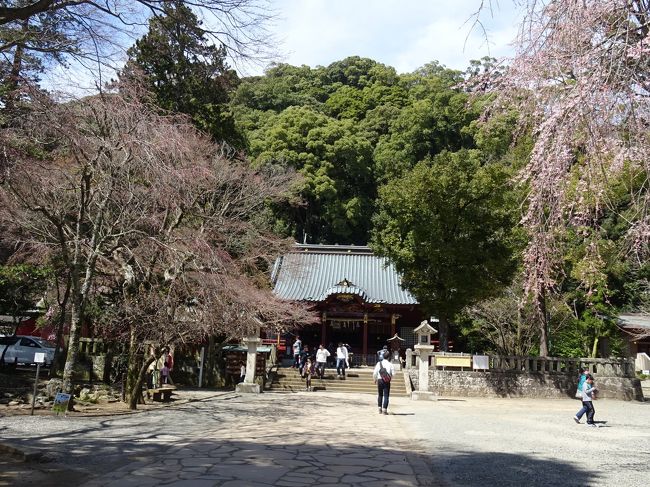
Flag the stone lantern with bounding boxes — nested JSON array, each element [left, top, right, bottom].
[[412, 319, 438, 401], [387, 333, 405, 370], [236, 321, 262, 394]]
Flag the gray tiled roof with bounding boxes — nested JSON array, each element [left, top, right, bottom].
[[618, 313, 650, 330], [272, 244, 417, 305]]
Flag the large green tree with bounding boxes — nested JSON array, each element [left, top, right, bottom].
[[233, 56, 481, 245], [124, 1, 243, 147], [372, 149, 520, 350], [249, 106, 375, 243]]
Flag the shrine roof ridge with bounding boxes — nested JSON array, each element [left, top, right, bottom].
[[293, 243, 374, 254], [271, 243, 417, 305]]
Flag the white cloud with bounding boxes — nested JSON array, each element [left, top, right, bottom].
[[257, 0, 523, 74]]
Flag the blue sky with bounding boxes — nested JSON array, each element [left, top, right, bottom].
[[45, 1, 523, 94], [258, 0, 523, 74]]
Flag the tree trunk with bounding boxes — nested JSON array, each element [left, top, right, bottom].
[[438, 315, 449, 352], [128, 355, 156, 410], [50, 275, 71, 378], [591, 337, 599, 359], [537, 291, 549, 357], [125, 326, 140, 403], [4, 21, 27, 114], [61, 291, 82, 394]]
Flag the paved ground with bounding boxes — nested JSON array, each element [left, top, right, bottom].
[[0, 390, 648, 486]]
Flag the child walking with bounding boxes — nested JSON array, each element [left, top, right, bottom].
[[574, 374, 599, 427], [304, 357, 314, 391], [575, 367, 588, 398]]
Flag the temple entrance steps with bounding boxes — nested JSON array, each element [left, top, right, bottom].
[[267, 365, 409, 397]]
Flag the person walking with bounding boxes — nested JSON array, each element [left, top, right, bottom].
[[304, 357, 314, 391], [298, 345, 310, 376], [373, 350, 394, 415], [292, 336, 302, 368], [574, 374, 599, 427], [336, 342, 349, 379], [239, 361, 246, 383], [315, 344, 330, 379], [377, 345, 388, 362]]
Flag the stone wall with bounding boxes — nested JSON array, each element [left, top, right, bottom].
[[408, 369, 643, 401]]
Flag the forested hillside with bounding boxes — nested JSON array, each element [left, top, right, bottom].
[[231, 57, 490, 245]]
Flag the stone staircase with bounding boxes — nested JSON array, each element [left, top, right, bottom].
[[267, 365, 409, 397]]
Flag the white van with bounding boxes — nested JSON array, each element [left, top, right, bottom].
[[1, 336, 56, 366]]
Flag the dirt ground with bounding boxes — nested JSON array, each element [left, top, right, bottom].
[[0, 369, 203, 417]]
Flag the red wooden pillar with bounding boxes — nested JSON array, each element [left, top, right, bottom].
[[390, 313, 397, 336], [320, 312, 327, 346], [362, 313, 368, 364]]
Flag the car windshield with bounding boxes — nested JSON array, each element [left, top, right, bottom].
[[33, 338, 56, 348]]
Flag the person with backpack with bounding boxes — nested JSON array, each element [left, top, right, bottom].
[[373, 350, 394, 415], [298, 345, 311, 376]]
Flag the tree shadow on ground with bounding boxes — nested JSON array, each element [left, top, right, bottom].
[[0, 393, 600, 487]]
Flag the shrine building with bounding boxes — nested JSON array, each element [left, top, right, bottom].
[[271, 244, 424, 364]]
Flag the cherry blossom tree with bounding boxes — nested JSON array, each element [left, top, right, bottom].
[[479, 1, 650, 355], [0, 79, 314, 399]]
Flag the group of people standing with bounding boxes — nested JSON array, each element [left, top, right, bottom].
[[292, 337, 352, 391], [292, 336, 396, 413]]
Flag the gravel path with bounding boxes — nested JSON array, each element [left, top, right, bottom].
[[391, 395, 650, 487], [0, 390, 648, 486]]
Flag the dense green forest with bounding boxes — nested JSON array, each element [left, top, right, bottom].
[[231, 58, 483, 245]]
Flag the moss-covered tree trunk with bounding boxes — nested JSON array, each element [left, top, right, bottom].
[[50, 275, 71, 378], [62, 290, 82, 394]]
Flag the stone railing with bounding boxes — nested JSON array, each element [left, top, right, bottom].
[[404, 349, 636, 378], [79, 337, 108, 356], [78, 338, 127, 357], [488, 355, 635, 378]]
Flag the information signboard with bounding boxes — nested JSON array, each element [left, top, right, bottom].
[[52, 393, 71, 414]]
